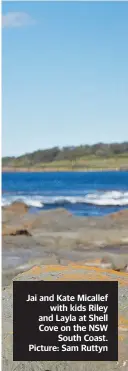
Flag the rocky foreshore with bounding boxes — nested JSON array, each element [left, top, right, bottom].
[[2, 202, 128, 370], [2, 264, 128, 371], [2, 202, 128, 284]]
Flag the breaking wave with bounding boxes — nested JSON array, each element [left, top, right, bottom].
[[2, 190, 128, 208]]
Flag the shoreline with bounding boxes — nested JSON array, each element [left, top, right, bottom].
[[2, 205, 128, 280], [2, 167, 123, 173]]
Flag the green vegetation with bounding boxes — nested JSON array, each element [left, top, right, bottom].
[[2, 143, 128, 170]]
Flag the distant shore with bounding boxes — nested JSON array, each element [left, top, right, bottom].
[[2, 166, 124, 173]]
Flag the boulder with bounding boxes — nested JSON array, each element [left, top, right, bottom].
[[2, 224, 31, 236], [29, 208, 74, 231], [100, 255, 128, 271], [3, 202, 29, 215]]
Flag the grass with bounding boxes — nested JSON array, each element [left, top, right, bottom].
[[2, 155, 128, 171], [32, 155, 128, 170]]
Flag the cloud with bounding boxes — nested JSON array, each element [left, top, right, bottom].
[[2, 12, 36, 28]]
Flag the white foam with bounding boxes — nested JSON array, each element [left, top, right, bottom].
[[23, 199, 43, 208], [2, 195, 43, 208], [84, 191, 128, 206], [2, 198, 12, 207], [2, 191, 128, 207]]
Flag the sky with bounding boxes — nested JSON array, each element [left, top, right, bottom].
[[2, 1, 128, 157]]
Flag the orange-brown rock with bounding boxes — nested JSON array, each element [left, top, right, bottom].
[[2, 263, 128, 371], [110, 209, 128, 219], [2, 224, 31, 236], [15, 263, 128, 285], [3, 202, 28, 215]]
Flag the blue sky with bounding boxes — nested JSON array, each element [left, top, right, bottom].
[[2, 1, 128, 157]]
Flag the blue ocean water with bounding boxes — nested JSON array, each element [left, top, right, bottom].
[[2, 171, 128, 217]]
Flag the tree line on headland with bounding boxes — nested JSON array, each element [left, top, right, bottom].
[[2, 142, 128, 170]]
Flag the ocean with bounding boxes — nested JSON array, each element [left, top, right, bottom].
[[2, 171, 128, 217]]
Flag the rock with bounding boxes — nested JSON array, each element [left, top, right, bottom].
[[3, 202, 29, 215], [110, 209, 128, 220], [2, 206, 128, 370], [29, 208, 74, 231], [2, 264, 128, 371], [2, 208, 74, 237], [2, 209, 35, 237], [2, 225, 31, 236], [100, 255, 128, 271]]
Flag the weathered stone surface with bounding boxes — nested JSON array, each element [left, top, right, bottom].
[[3, 201, 28, 214], [2, 224, 31, 236], [100, 255, 128, 271], [2, 207, 128, 241], [2, 203, 30, 235], [2, 208, 128, 370], [2, 264, 128, 371], [110, 209, 128, 219]]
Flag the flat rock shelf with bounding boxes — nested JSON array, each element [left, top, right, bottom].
[[2, 263, 128, 371]]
